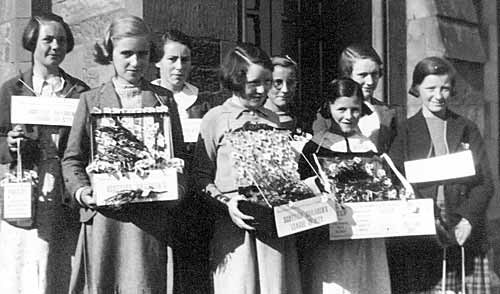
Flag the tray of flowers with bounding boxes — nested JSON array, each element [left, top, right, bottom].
[[227, 123, 338, 238], [314, 154, 436, 240], [87, 107, 182, 207]]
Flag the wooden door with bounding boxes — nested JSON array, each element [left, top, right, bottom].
[[282, 0, 372, 131]]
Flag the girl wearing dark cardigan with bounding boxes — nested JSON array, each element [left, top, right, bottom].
[[387, 56, 493, 293]]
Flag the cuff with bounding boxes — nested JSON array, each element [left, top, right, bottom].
[[75, 186, 90, 207]]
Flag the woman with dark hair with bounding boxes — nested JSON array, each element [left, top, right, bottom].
[[193, 43, 302, 294], [62, 15, 185, 293], [298, 78, 391, 294], [152, 29, 211, 122], [0, 12, 89, 294], [153, 28, 213, 294], [313, 43, 397, 153], [388, 56, 493, 293]]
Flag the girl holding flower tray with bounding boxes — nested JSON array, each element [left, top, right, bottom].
[[298, 78, 391, 294], [193, 43, 302, 294], [62, 15, 185, 293]]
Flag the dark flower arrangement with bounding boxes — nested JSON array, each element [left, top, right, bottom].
[[317, 155, 404, 203], [87, 111, 182, 208], [226, 123, 315, 207]]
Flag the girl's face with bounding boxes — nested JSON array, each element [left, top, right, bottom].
[[417, 74, 452, 115], [267, 65, 297, 109], [112, 36, 150, 85], [350, 58, 380, 99], [329, 95, 362, 135], [239, 63, 272, 109], [155, 40, 192, 91], [33, 21, 68, 69]]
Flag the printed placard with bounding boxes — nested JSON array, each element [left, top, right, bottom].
[[404, 150, 475, 183], [181, 118, 202, 143], [274, 196, 338, 237], [90, 168, 178, 206], [11, 95, 79, 126], [329, 199, 436, 240], [3, 182, 32, 219]]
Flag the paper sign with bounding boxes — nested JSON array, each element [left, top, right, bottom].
[[404, 150, 475, 183], [181, 118, 202, 143], [11, 95, 79, 126], [274, 195, 338, 237], [90, 168, 178, 206], [329, 199, 436, 240], [3, 182, 32, 219]]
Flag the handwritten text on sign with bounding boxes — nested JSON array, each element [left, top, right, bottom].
[[3, 182, 32, 219], [274, 196, 338, 237], [11, 95, 79, 126], [329, 199, 435, 240], [90, 168, 178, 206], [181, 118, 202, 143]]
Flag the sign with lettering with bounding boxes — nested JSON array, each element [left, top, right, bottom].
[[11, 95, 79, 126], [90, 168, 178, 206], [404, 150, 475, 183], [181, 118, 202, 143], [329, 199, 435, 240], [274, 195, 338, 237], [3, 182, 32, 219]]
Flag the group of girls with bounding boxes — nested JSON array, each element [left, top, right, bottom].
[[0, 11, 493, 294]]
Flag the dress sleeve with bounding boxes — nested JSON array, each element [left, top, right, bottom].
[[61, 93, 92, 197], [298, 141, 320, 180], [193, 112, 220, 197], [455, 122, 494, 228], [0, 82, 14, 165], [0, 80, 39, 169]]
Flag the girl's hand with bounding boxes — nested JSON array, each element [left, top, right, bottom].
[[226, 195, 255, 230], [79, 186, 97, 209], [454, 218, 472, 246], [7, 125, 25, 151]]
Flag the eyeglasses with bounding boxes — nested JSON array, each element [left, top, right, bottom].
[[272, 79, 297, 90], [246, 79, 273, 89]]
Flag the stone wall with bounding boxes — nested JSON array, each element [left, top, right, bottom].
[[49, 0, 239, 105], [144, 0, 239, 106], [0, 0, 31, 85]]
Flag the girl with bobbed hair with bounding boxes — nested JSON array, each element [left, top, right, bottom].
[[298, 78, 391, 294], [313, 43, 397, 153], [388, 56, 493, 293], [22, 13, 75, 53], [62, 15, 185, 293], [0, 12, 89, 294], [193, 43, 302, 294]]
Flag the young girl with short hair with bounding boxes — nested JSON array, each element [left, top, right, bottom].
[[193, 43, 302, 294], [388, 56, 493, 293], [62, 15, 185, 293], [299, 78, 391, 294]]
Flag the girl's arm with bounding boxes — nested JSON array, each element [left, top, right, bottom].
[[192, 113, 255, 230], [61, 94, 92, 202], [455, 122, 494, 229]]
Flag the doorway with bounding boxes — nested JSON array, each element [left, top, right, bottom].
[[282, 0, 372, 131]]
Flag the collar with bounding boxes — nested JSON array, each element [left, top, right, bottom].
[[312, 130, 377, 153], [151, 79, 198, 110], [222, 95, 275, 120]]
